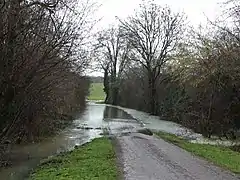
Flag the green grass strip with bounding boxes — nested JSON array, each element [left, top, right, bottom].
[[30, 138, 118, 180], [88, 83, 106, 101], [155, 131, 240, 174]]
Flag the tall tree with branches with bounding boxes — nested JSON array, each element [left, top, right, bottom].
[[94, 27, 130, 105], [119, 0, 185, 114]]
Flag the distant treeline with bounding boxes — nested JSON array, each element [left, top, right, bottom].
[[89, 76, 104, 83]]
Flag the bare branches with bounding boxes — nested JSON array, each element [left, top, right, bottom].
[[0, 0, 5, 11], [0, 0, 96, 143], [92, 26, 131, 104], [120, 4, 185, 73], [114, 0, 240, 138], [25, 0, 60, 13], [118, 2, 185, 114]]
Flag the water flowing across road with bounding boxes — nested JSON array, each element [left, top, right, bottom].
[[0, 102, 237, 179], [0, 103, 140, 179]]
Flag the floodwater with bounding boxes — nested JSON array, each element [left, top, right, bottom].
[[114, 105, 239, 146], [0, 102, 237, 180], [0, 103, 141, 180]]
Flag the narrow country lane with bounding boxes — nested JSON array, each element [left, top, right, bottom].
[[116, 133, 239, 180], [1, 103, 239, 180]]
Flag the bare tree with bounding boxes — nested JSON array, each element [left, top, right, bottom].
[[116, 0, 240, 140], [94, 27, 130, 104], [119, 0, 185, 114]]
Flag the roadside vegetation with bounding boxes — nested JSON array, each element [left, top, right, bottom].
[[1, 0, 240, 178], [0, 0, 95, 167], [156, 132, 240, 174], [30, 138, 118, 180], [88, 83, 106, 101], [94, 0, 240, 140]]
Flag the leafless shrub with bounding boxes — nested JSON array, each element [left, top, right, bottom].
[[0, 0, 95, 144]]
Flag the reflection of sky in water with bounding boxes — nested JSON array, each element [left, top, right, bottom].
[[0, 104, 140, 180], [113, 105, 238, 146], [2, 103, 238, 180]]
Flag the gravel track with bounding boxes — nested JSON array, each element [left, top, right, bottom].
[[116, 133, 239, 180]]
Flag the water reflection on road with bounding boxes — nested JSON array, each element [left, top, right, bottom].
[[115, 105, 238, 146], [0, 103, 139, 180], [1, 102, 237, 180]]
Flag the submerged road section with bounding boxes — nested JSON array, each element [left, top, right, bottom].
[[1, 103, 239, 180], [116, 133, 239, 180]]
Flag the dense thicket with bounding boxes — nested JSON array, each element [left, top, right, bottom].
[[0, 0, 93, 144], [99, 0, 240, 139]]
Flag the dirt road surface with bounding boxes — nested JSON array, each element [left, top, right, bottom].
[[116, 133, 239, 180]]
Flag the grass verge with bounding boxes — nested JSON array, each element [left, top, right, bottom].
[[30, 138, 118, 180], [88, 83, 105, 101], [155, 131, 240, 174]]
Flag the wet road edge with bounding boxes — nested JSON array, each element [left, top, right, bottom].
[[111, 137, 124, 180]]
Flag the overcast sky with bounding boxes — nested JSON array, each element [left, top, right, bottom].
[[88, 0, 226, 76], [95, 0, 226, 29]]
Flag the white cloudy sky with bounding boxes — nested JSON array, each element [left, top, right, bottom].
[[88, 0, 227, 76], [95, 0, 226, 29]]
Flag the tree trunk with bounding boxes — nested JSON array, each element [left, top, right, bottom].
[[112, 86, 119, 105], [148, 75, 157, 115], [111, 60, 118, 105], [107, 68, 119, 105], [103, 69, 109, 103]]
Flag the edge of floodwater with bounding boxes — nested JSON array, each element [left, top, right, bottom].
[[102, 102, 240, 147], [29, 137, 119, 180], [27, 137, 102, 179]]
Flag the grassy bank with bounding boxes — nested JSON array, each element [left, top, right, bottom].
[[88, 83, 105, 101], [156, 132, 240, 174], [30, 138, 118, 180]]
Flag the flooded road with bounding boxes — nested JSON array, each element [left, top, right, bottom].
[[0, 102, 237, 179], [0, 103, 140, 180], [115, 105, 239, 146]]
